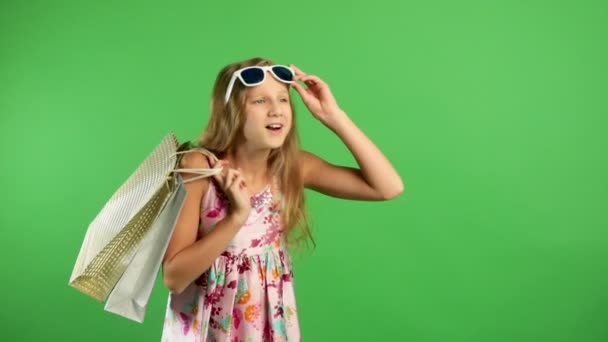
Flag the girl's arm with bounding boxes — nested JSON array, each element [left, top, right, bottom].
[[162, 153, 250, 294], [290, 65, 403, 201], [300, 113, 403, 200]]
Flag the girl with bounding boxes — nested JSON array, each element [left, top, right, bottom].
[[160, 57, 403, 341]]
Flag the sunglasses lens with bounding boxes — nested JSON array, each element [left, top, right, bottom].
[[272, 66, 294, 82], [240, 68, 265, 85]]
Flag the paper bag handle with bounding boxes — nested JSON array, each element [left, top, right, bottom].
[[170, 147, 223, 184]]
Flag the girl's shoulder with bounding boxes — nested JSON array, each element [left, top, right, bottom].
[[177, 149, 213, 191], [179, 148, 212, 169]]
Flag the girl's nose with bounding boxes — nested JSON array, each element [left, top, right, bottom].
[[268, 104, 282, 117]]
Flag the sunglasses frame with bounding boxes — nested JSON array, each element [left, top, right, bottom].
[[224, 65, 295, 103]]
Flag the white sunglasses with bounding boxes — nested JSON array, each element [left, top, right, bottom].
[[224, 65, 295, 103]]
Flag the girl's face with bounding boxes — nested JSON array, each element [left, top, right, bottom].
[[241, 74, 293, 150]]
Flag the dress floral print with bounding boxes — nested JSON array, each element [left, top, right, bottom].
[[161, 179, 301, 341]]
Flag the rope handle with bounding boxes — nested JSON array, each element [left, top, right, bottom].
[[169, 147, 223, 184]]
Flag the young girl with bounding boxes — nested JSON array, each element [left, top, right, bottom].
[[160, 57, 403, 341]]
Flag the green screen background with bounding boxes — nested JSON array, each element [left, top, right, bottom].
[[1, 1, 607, 341]]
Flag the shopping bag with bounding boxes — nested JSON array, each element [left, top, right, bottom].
[[69, 131, 220, 322]]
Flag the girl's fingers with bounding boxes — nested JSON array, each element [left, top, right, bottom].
[[290, 64, 307, 77], [211, 159, 228, 184], [225, 169, 242, 190], [300, 75, 325, 89], [212, 170, 224, 187], [291, 81, 305, 94], [230, 174, 246, 191], [291, 82, 313, 100], [299, 75, 316, 82], [224, 169, 235, 189]]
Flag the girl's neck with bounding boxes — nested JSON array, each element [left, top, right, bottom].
[[226, 145, 272, 192]]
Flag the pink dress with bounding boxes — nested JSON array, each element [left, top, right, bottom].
[[161, 179, 301, 341]]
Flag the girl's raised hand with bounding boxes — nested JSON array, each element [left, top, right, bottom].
[[289, 64, 346, 128]]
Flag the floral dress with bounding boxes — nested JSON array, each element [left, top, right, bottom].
[[161, 179, 301, 341]]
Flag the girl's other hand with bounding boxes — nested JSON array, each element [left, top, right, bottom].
[[212, 161, 251, 225]]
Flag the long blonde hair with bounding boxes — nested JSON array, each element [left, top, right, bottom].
[[198, 57, 314, 251]]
